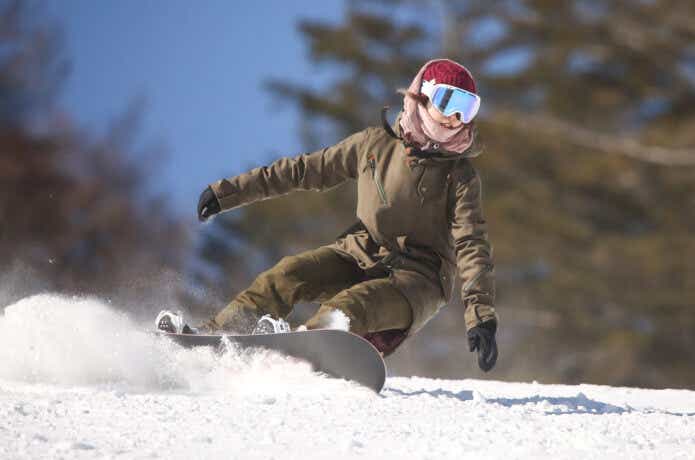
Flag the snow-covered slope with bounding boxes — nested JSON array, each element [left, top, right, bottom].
[[1, 295, 694, 459]]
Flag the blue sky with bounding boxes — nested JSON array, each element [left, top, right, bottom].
[[44, 1, 344, 217]]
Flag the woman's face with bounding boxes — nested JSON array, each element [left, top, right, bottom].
[[426, 100, 463, 129]]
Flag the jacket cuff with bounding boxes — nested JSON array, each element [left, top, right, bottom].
[[464, 304, 498, 331], [209, 180, 240, 211]]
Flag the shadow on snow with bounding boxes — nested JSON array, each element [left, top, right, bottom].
[[384, 387, 633, 415]]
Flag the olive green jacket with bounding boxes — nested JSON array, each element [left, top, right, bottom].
[[210, 120, 497, 334]]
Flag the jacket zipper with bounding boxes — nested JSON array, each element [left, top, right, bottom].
[[368, 157, 388, 206]]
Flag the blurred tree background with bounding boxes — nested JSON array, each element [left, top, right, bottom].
[[3, 0, 694, 388], [194, 0, 695, 388], [0, 1, 188, 315]]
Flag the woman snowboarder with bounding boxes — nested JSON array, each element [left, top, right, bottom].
[[157, 59, 498, 371]]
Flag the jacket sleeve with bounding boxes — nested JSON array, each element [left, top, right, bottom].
[[450, 167, 498, 331], [209, 129, 370, 211]]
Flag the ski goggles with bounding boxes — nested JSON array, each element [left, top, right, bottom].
[[420, 79, 481, 123]]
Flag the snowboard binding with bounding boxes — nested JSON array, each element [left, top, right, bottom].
[[155, 310, 290, 335]]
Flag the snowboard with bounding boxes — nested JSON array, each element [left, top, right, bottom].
[[158, 329, 386, 393]]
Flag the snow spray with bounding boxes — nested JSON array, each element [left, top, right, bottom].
[[0, 294, 362, 395]]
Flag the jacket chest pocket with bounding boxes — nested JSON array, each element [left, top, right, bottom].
[[363, 154, 389, 206]]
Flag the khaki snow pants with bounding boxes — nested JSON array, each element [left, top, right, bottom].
[[210, 246, 413, 336]]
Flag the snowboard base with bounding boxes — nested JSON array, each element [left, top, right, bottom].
[[158, 329, 386, 393]]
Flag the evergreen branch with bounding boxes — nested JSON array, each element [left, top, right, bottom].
[[488, 109, 695, 166]]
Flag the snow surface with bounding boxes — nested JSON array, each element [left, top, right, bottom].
[[1, 294, 694, 460]]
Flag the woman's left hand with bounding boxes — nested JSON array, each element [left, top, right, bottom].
[[467, 320, 498, 372]]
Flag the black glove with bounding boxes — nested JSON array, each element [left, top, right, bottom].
[[197, 186, 221, 221], [468, 320, 498, 372]]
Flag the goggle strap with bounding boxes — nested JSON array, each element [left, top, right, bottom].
[[421, 79, 436, 98]]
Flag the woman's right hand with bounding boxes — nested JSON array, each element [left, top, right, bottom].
[[197, 186, 221, 221]]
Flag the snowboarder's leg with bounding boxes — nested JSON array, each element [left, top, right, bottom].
[[304, 277, 413, 337], [205, 246, 364, 332]]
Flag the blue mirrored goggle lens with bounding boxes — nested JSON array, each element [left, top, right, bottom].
[[431, 87, 480, 123]]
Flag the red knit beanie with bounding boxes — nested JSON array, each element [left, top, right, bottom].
[[422, 60, 477, 93]]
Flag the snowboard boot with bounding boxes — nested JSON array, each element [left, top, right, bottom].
[[155, 310, 197, 334], [252, 314, 291, 335]]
